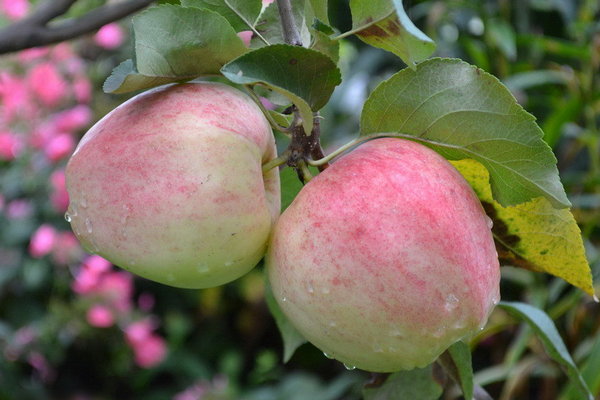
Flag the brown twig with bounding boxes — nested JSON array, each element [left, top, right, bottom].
[[0, 0, 155, 54]]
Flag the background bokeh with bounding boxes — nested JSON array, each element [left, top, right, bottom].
[[1, 1, 599, 399]]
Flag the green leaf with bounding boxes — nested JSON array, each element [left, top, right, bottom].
[[252, 0, 308, 47], [349, 0, 435, 67], [499, 301, 593, 400], [362, 365, 442, 400], [280, 166, 305, 211], [103, 59, 184, 94], [447, 341, 474, 400], [181, 0, 262, 32], [486, 19, 517, 60], [451, 159, 594, 295], [360, 57, 570, 209], [265, 276, 307, 362], [133, 5, 248, 77], [222, 44, 341, 135], [561, 330, 600, 399], [309, 20, 340, 62], [309, 0, 329, 24]]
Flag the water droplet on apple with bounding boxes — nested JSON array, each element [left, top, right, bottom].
[[306, 282, 314, 294], [432, 327, 445, 338], [64, 212, 72, 222], [343, 363, 356, 370], [224, 260, 233, 267], [444, 294, 459, 311], [281, 297, 287, 302], [197, 262, 209, 273], [85, 218, 93, 234], [390, 328, 404, 338], [80, 195, 88, 209], [323, 352, 333, 359], [485, 216, 493, 229]]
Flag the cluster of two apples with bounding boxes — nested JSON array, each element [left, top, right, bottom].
[[65, 82, 500, 372]]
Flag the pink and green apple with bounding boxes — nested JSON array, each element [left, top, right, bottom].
[[267, 138, 500, 372], [66, 82, 280, 288]]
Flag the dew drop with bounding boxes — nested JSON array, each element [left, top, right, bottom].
[[343, 363, 356, 370], [281, 297, 287, 302], [224, 260, 233, 267], [432, 327, 445, 338], [198, 262, 209, 273], [129, 259, 137, 266], [323, 352, 333, 359], [594, 295, 599, 303], [64, 212, 72, 222], [306, 282, 314, 294], [80, 196, 88, 209], [390, 328, 404, 338], [85, 218, 93, 234], [444, 294, 459, 311], [485, 216, 494, 229]]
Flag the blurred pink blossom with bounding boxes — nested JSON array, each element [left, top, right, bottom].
[[72, 255, 112, 294], [73, 76, 92, 103], [29, 224, 57, 258], [0, 0, 28, 20], [0, 132, 23, 160], [125, 319, 167, 368], [86, 304, 115, 327], [138, 292, 155, 312], [18, 47, 50, 62], [54, 105, 92, 133], [174, 376, 229, 400], [0, 72, 31, 123], [94, 23, 125, 49], [96, 271, 133, 313], [263, 0, 275, 5], [51, 231, 82, 265], [259, 96, 276, 110], [27, 351, 55, 383], [0, 194, 4, 213], [28, 62, 68, 107], [50, 169, 69, 212], [6, 199, 33, 219], [51, 43, 75, 62], [237, 30, 253, 46], [44, 133, 75, 162]]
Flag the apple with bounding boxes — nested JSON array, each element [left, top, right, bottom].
[[66, 82, 280, 289], [267, 138, 500, 372]]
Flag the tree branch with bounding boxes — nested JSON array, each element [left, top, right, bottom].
[[0, 0, 155, 54], [276, 0, 302, 46]]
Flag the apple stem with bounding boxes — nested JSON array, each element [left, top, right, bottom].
[[262, 153, 289, 174]]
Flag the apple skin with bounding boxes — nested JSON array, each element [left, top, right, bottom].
[[66, 82, 280, 289], [267, 138, 500, 372]]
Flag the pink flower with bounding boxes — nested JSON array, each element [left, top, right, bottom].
[[51, 231, 82, 265], [27, 62, 67, 107], [73, 76, 92, 103], [72, 255, 112, 294], [132, 334, 167, 368], [237, 31, 253, 46], [96, 271, 133, 313], [44, 133, 74, 161], [0, 72, 31, 122], [50, 169, 69, 212], [18, 47, 50, 62], [138, 292, 155, 312], [94, 23, 125, 49], [29, 224, 57, 258], [263, 0, 275, 5], [125, 319, 167, 368], [6, 199, 32, 219], [86, 304, 115, 327], [27, 351, 55, 383], [51, 43, 75, 62], [54, 105, 92, 133], [85, 255, 112, 274], [0, 132, 23, 160], [0, 0, 28, 20]]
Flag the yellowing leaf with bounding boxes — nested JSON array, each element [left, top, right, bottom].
[[451, 159, 595, 296]]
